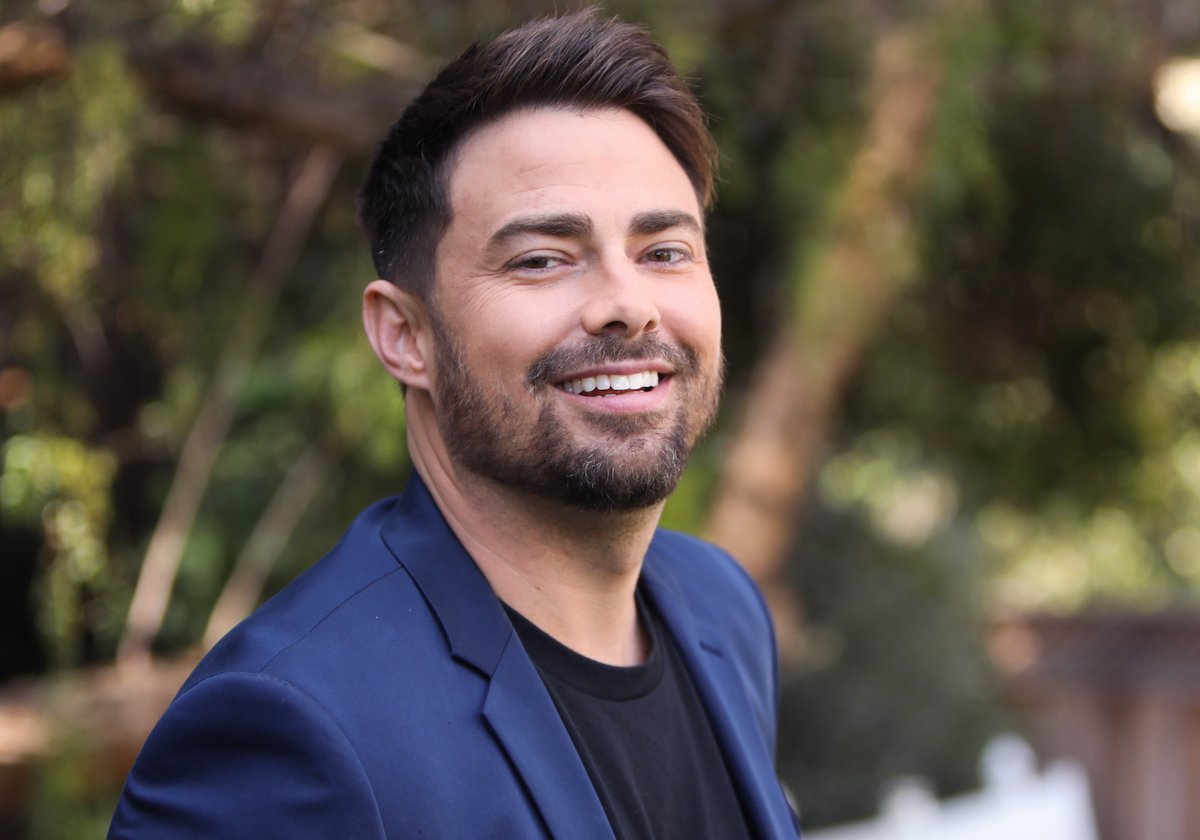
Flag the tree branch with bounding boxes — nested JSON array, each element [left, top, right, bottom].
[[202, 441, 334, 648], [0, 22, 70, 93], [117, 145, 342, 664], [126, 43, 416, 157]]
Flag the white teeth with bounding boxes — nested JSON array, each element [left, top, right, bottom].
[[560, 370, 663, 395]]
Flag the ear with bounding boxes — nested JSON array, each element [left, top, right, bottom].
[[362, 279, 435, 391]]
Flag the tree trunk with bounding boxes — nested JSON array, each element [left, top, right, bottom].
[[705, 28, 942, 661]]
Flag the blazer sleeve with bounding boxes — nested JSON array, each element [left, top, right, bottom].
[[108, 671, 385, 840]]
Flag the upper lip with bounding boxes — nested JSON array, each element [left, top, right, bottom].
[[554, 361, 673, 384]]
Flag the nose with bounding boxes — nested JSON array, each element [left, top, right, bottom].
[[580, 259, 660, 339]]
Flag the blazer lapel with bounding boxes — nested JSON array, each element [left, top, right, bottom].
[[380, 475, 613, 840], [483, 637, 616, 840], [642, 550, 796, 840]]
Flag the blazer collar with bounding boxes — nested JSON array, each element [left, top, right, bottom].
[[378, 474, 614, 840], [642, 543, 797, 840], [378, 474, 508, 675]]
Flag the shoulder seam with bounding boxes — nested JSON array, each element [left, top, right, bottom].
[[257, 565, 405, 673]]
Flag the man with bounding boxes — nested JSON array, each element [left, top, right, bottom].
[[110, 11, 799, 839]]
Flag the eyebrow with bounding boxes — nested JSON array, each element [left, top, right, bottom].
[[488, 213, 594, 249], [628, 209, 703, 237], [487, 208, 704, 252]]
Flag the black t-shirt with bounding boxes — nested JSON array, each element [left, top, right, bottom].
[[505, 593, 753, 840]]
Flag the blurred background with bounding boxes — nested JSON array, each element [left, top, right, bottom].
[[3, 0, 1200, 837]]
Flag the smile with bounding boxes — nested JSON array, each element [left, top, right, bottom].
[[559, 370, 662, 395]]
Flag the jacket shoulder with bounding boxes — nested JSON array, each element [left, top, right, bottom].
[[186, 496, 413, 686], [109, 671, 386, 839], [648, 529, 774, 639]]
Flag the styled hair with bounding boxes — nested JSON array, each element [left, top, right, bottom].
[[358, 10, 716, 299]]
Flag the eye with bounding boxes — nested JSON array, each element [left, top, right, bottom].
[[509, 253, 567, 273], [642, 246, 690, 265]]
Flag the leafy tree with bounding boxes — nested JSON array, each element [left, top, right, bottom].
[[3, 0, 1200, 833]]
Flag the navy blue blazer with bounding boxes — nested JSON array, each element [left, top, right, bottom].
[[110, 475, 799, 838]]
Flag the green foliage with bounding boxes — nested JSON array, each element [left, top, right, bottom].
[[779, 502, 1009, 827], [726, 0, 1200, 826], [5, 0, 1200, 832], [0, 41, 141, 312], [0, 37, 144, 447], [26, 734, 122, 840], [1, 435, 121, 667], [165, 0, 259, 45], [832, 0, 1200, 612], [702, 1, 872, 372]]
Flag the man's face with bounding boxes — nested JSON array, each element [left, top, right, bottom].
[[428, 107, 723, 511]]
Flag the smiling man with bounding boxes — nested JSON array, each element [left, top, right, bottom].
[[110, 12, 799, 840]]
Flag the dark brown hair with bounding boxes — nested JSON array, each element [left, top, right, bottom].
[[358, 10, 716, 299]]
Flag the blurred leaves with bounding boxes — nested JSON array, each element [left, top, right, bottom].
[[3, 0, 1200, 832], [2, 435, 120, 667], [829, 0, 1200, 614], [1, 41, 140, 310]]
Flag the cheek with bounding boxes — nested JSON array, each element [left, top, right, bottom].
[[451, 292, 570, 378], [663, 284, 722, 355]]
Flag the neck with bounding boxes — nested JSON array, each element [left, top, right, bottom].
[[406, 398, 660, 666]]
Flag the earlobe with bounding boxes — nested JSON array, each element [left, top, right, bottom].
[[362, 279, 433, 390]]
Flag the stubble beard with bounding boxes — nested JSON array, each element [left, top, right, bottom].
[[431, 329, 722, 513]]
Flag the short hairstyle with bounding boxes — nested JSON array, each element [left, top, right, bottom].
[[358, 10, 717, 299]]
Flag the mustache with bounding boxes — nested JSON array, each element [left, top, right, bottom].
[[526, 334, 698, 387]]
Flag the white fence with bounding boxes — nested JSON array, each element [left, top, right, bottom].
[[804, 735, 1098, 840]]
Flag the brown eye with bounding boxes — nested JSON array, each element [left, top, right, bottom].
[[510, 253, 565, 272], [645, 247, 686, 264]]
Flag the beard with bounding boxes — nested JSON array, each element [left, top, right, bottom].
[[430, 328, 722, 512]]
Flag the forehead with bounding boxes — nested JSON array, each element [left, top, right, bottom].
[[443, 107, 702, 234]]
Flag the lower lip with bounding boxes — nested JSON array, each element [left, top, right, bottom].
[[555, 376, 674, 413]]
